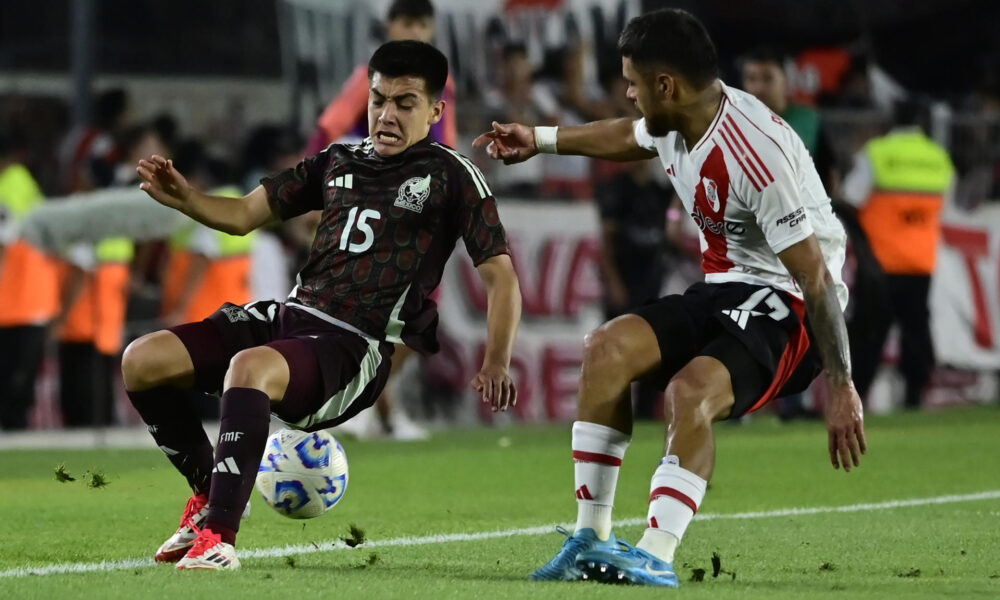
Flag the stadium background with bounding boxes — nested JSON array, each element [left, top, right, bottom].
[[0, 0, 998, 432]]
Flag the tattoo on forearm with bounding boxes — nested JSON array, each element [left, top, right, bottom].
[[805, 278, 852, 385]]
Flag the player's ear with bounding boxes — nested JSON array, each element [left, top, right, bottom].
[[427, 98, 445, 126], [655, 72, 675, 100]]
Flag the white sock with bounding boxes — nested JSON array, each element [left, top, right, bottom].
[[636, 456, 707, 563], [571, 421, 630, 540]]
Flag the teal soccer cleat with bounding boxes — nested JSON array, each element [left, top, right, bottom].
[[576, 540, 680, 587], [530, 526, 617, 581]]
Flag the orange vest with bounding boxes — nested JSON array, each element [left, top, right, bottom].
[[858, 192, 943, 275], [0, 240, 60, 326], [857, 130, 954, 275], [59, 238, 133, 354], [0, 164, 58, 326]]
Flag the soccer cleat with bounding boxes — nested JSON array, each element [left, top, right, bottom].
[[175, 526, 240, 570], [530, 526, 617, 581], [155, 494, 209, 563], [155, 494, 252, 563], [575, 540, 679, 587]]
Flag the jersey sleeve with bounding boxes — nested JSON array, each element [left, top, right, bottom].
[[632, 119, 658, 152], [451, 158, 510, 266], [745, 154, 815, 254], [260, 149, 329, 221]]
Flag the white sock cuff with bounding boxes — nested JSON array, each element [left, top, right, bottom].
[[650, 460, 708, 513], [572, 421, 630, 459]]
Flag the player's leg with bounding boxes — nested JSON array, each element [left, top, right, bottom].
[[125, 303, 272, 563], [632, 354, 738, 566], [176, 345, 289, 570], [577, 351, 744, 587], [532, 315, 662, 581], [122, 328, 214, 495]]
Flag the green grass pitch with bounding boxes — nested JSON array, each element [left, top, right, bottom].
[[1, 406, 998, 599]]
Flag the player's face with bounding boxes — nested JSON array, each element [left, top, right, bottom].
[[622, 56, 673, 137], [386, 16, 435, 43], [368, 72, 444, 157], [741, 61, 787, 113]]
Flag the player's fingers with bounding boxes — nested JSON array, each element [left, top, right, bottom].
[[828, 431, 839, 469], [856, 422, 868, 454], [151, 155, 168, 167], [492, 121, 510, 135], [472, 132, 495, 148], [837, 431, 852, 472], [849, 435, 861, 467], [509, 381, 517, 407], [500, 378, 513, 411]]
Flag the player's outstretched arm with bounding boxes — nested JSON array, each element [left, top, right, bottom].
[[472, 119, 656, 165], [137, 155, 275, 236], [471, 254, 521, 412], [779, 235, 867, 472]]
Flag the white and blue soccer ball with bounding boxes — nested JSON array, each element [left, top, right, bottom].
[[256, 428, 349, 519]]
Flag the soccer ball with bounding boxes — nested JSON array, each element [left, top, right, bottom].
[[256, 428, 349, 519]]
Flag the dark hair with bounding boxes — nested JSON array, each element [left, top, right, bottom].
[[368, 40, 448, 99], [94, 88, 128, 129], [740, 46, 786, 70], [387, 0, 434, 21], [617, 9, 718, 88]]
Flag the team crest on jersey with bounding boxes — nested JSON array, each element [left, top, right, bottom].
[[222, 306, 250, 323], [702, 177, 720, 212], [394, 175, 432, 213]]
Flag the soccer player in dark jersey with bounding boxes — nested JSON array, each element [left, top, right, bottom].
[[126, 40, 521, 571]]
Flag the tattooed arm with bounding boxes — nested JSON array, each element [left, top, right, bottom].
[[779, 234, 867, 472]]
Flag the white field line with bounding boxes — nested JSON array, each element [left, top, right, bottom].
[[3, 489, 999, 579]]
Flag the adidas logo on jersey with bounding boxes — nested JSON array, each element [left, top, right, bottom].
[[212, 457, 241, 475], [328, 174, 354, 189]]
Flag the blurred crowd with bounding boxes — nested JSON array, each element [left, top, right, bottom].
[[0, 0, 997, 431]]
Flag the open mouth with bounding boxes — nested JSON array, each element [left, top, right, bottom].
[[375, 131, 402, 143]]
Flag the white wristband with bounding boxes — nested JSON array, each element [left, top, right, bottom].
[[534, 126, 558, 154]]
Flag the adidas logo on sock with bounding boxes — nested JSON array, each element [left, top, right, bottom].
[[212, 457, 241, 475], [575, 485, 594, 500]]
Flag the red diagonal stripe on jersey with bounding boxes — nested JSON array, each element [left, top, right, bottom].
[[650, 486, 699, 513], [576, 485, 594, 500], [572, 450, 623, 466], [719, 125, 764, 192], [721, 121, 768, 189], [725, 114, 774, 182]]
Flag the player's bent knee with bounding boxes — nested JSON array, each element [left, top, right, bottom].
[[224, 347, 289, 400], [122, 331, 194, 392], [583, 316, 658, 380], [665, 361, 734, 425]]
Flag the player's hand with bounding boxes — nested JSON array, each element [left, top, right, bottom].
[[472, 121, 539, 165], [136, 155, 192, 210], [471, 363, 516, 412], [825, 379, 866, 472]]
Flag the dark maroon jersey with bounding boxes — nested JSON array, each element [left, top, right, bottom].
[[261, 137, 509, 354]]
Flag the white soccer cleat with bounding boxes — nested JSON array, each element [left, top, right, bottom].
[[176, 526, 240, 570], [155, 494, 251, 563]]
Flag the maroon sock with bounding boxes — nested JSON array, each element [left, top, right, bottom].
[[205, 387, 271, 546], [127, 387, 214, 495]]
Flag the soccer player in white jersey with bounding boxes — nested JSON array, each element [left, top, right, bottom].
[[474, 8, 866, 587]]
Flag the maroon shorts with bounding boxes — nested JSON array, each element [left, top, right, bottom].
[[170, 300, 395, 431]]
